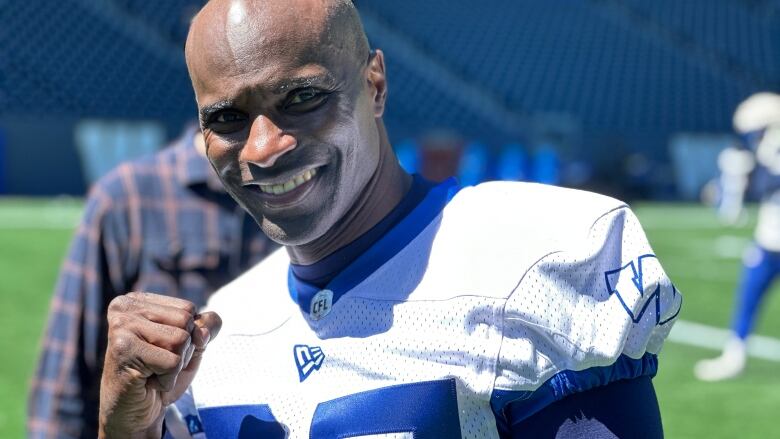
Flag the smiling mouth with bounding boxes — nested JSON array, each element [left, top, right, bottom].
[[257, 168, 318, 195]]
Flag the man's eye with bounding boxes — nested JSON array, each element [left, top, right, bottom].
[[207, 111, 248, 134], [284, 88, 329, 112], [215, 112, 245, 123], [289, 89, 318, 105]]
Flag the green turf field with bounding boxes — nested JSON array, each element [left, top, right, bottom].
[[1, 198, 778, 438]]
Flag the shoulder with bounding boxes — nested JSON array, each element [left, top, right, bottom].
[[203, 247, 297, 335], [443, 181, 627, 252], [89, 149, 174, 203], [451, 181, 624, 223], [409, 182, 631, 301]]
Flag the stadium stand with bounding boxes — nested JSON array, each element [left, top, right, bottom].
[[1, 0, 198, 121], [357, 0, 770, 139], [0, 0, 778, 195]]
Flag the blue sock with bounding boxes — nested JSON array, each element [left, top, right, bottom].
[[731, 245, 779, 339]]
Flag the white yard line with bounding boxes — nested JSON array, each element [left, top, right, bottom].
[[0, 223, 78, 230], [0, 214, 81, 229], [0, 202, 83, 229], [669, 320, 780, 362]]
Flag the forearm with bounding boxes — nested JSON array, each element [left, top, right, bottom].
[[98, 411, 164, 439]]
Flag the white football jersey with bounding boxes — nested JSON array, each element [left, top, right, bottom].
[[166, 180, 681, 438]]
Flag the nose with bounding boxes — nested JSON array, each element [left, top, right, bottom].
[[240, 115, 298, 168]]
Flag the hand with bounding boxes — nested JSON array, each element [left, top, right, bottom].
[[98, 292, 222, 438]]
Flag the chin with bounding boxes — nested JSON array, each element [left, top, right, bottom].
[[259, 216, 333, 247]]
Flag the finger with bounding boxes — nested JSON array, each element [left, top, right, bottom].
[[142, 343, 187, 393], [181, 312, 222, 375], [109, 296, 196, 333], [138, 342, 184, 377], [181, 343, 195, 371], [169, 336, 214, 403], [149, 370, 180, 393], [191, 312, 222, 348], [107, 329, 183, 381], [167, 314, 221, 403], [130, 316, 192, 355], [132, 301, 196, 333], [125, 292, 198, 314], [108, 313, 192, 355]]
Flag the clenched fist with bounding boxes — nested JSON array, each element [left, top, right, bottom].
[[98, 292, 221, 438]]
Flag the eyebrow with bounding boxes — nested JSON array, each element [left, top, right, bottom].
[[200, 100, 235, 122], [271, 73, 338, 95], [199, 73, 340, 121]]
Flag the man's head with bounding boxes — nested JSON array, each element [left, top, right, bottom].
[[185, 0, 389, 245]]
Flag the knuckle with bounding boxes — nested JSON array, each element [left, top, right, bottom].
[[108, 331, 136, 357], [108, 295, 137, 314], [163, 353, 183, 371], [125, 291, 145, 301], [162, 327, 191, 352], [172, 328, 191, 347], [181, 301, 197, 316], [107, 295, 128, 313], [174, 308, 195, 328], [107, 312, 130, 329]]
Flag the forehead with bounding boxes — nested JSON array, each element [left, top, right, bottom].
[[187, 0, 353, 100]]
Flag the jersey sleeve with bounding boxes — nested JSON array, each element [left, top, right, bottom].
[[491, 206, 681, 422]]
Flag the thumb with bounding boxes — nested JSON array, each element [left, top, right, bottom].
[[185, 311, 222, 370], [193, 311, 223, 348], [163, 311, 222, 404]]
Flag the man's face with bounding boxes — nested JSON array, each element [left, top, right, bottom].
[[186, 0, 385, 245]]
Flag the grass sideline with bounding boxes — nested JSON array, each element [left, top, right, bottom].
[[1, 198, 779, 437]]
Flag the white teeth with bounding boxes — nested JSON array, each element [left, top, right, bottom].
[[259, 168, 317, 195]]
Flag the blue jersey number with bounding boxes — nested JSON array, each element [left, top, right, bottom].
[[198, 379, 462, 438]]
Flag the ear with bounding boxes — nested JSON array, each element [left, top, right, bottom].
[[366, 49, 388, 118]]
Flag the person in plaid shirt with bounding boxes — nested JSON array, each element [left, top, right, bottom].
[[27, 124, 277, 439]]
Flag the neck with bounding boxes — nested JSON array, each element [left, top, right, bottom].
[[286, 124, 412, 265]]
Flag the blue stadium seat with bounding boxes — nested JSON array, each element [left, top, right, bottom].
[[458, 141, 491, 186], [496, 144, 530, 182]]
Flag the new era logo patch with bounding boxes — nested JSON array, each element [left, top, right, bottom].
[[294, 344, 325, 382]]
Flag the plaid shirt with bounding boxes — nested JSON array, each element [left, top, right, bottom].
[[27, 127, 277, 439]]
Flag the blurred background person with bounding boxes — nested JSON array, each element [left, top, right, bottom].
[[695, 93, 780, 382], [26, 123, 277, 438]]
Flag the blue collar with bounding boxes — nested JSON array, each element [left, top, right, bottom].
[[290, 174, 435, 287], [288, 177, 461, 318]]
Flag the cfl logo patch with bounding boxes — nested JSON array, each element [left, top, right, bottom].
[[604, 254, 682, 325], [310, 289, 333, 320]]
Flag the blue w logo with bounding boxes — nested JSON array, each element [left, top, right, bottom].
[[604, 254, 682, 325], [294, 345, 325, 382]]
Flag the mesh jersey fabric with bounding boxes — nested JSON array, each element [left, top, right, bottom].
[[165, 180, 681, 438]]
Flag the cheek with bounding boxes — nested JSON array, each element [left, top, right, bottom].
[[339, 127, 378, 184], [346, 100, 382, 166], [204, 136, 237, 169]]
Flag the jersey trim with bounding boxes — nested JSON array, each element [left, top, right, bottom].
[[491, 352, 658, 428]]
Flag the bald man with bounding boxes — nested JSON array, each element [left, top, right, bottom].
[[98, 1, 682, 438]]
